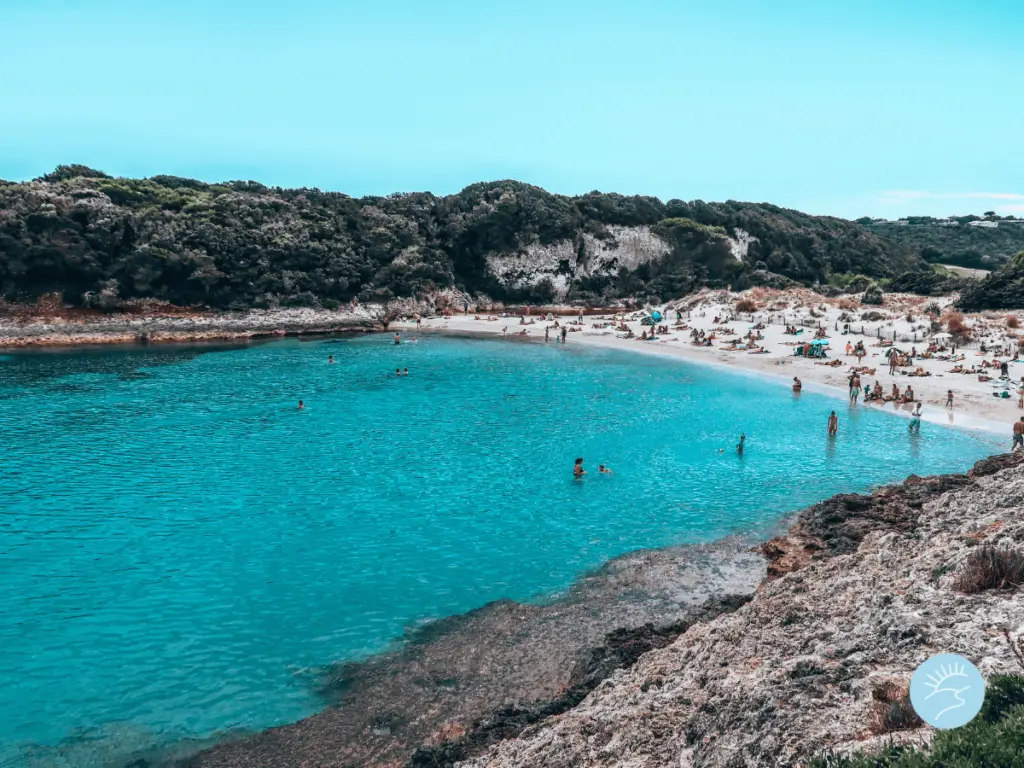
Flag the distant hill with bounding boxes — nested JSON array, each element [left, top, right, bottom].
[[861, 215, 1024, 271], [0, 166, 927, 309], [957, 250, 1024, 311]]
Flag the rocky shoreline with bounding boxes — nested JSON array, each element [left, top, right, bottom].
[[0, 306, 384, 348], [150, 454, 1024, 768]]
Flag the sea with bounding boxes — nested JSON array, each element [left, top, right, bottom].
[[0, 334, 1000, 766]]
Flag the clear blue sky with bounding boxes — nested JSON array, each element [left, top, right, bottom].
[[2, 0, 1022, 218]]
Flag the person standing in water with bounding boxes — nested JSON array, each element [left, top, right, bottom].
[[395, 368, 401, 376], [573, 457, 587, 478], [561, 326, 568, 344], [545, 326, 550, 342], [736, 433, 746, 455], [328, 355, 334, 365], [909, 402, 922, 432], [792, 376, 802, 393], [393, 333, 401, 345], [403, 368, 409, 376], [827, 411, 838, 435], [1013, 417, 1024, 452], [298, 400, 305, 409]]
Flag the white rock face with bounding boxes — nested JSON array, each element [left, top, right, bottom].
[[726, 228, 758, 262], [462, 457, 1024, 768], [483, 226, 670, 298]]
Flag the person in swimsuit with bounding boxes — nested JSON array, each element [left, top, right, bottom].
[[792, 377, 802, 393], [573, 457, 587, 478], [598, 464, 613, 474], [393, 333, 400, 345], [736, 433, 746, 455], [298, 400, 304, 409], [946, 389, 953, 409], [1013, 417, 1024, 451], [827, 411, 838, 435], [403, 368, 409, 376], [328, 355, 334, 364], [850, 374, 861, 404], [561, 326, 568, 344], [396, 368, 401, 376]]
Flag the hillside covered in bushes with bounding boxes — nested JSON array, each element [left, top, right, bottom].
[[0, 165, 936, 309], [863, 215, 1024, 271]]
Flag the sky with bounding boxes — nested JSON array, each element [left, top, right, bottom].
[[1, 0, 1022, 219]]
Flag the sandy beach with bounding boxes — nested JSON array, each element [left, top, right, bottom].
[[394, 288, 1024, 439]]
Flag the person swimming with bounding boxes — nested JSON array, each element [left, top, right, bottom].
[[396, 368, 401, 376], [573, 457, 587, 478], [736, 432, 746, 455], [328, 355, 334, 364], [403, 368, 409, 376], [598, 464, 613, 474], [298, 400, 304, 409]]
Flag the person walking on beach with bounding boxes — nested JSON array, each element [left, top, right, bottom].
[[1014, 417, 1024, 452], [849, 373, 861, 405], [573, 457, 587, 478], [889, 351, 898, 376], [827, 411, 838, 436], [845, 341, 852, 357], [946, 389, 954, 409]]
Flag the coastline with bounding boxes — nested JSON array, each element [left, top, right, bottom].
[[176, 454, 1024, 768]]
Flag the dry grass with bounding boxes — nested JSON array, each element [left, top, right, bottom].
[[869, 681, 922, 735], [735, 298, 758, 313], [943, 310, 970, 338], [1008, 315, 1019, 329], [954, 546, 1024, 594], [838, 298, 858, 311]]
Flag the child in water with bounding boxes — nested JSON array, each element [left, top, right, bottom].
[[598, 464, 613, 474]]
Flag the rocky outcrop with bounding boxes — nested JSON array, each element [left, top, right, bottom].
[[460, 453, 1024, 768], [484, 226, 670, 298]]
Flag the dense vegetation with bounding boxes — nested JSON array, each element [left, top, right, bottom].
[[0, 165, 945, 309], [958, 251, 1024, 310], [862, 215, 1024, 271], [811, 674, 1024, 767]]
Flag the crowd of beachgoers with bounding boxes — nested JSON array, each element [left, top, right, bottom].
[[395, 287, 1024, 446]]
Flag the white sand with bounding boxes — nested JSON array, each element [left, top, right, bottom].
[[395, 288, 1024, 440]]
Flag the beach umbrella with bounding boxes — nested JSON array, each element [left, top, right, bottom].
[[651, 310, 663, 322], [811, 339, 830, 345]]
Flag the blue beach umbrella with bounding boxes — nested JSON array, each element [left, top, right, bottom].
[[651, 310, 663, 322], [811, 338, 830, 345]]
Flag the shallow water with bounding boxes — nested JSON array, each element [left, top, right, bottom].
[[0, 335, 999, 766]]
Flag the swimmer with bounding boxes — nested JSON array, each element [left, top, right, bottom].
[[792, 376, 802, 393], [573, 457, 587, 478], [736, 432, 746, 456], [410, 337, 417, 343], [403, 368, 409, 376], [827, 410, 838, 435], [328, 355, 334, 364], [396, 368, 401, 376], [298, 400, 304, 409], [598, 464, 613, 474], [393, 333, 401, 345]]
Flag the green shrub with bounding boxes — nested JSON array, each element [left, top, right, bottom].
[[810, 676, 1024, 767]]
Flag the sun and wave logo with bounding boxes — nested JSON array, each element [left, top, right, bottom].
[[909, 653, 985, 729]]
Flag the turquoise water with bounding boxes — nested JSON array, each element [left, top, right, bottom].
[[0, 334, 999, 766]]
